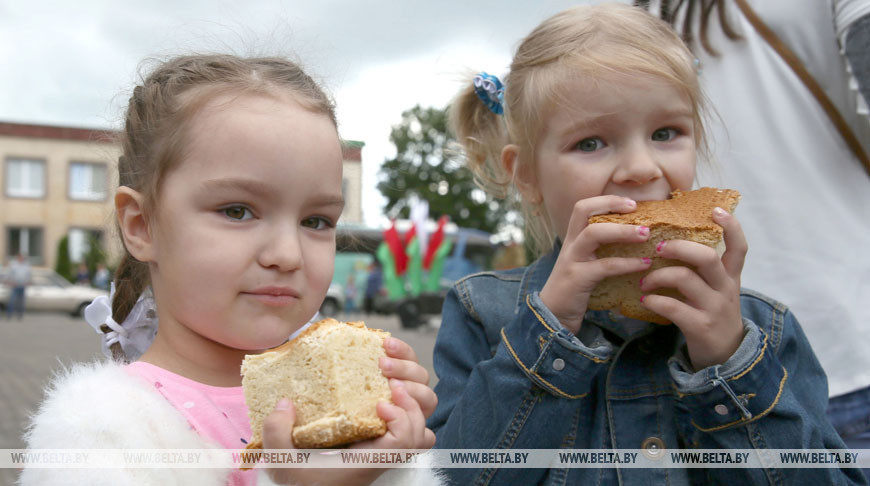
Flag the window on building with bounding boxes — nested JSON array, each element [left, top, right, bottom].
[[4, 158, 46, 198], [6, 227, 44, 264], [69, 162, 107, 201], [68, 228, 103, 263]]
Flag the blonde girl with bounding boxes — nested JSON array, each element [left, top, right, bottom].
[[22, 54, 440, 486], [427, 4, 861, 485]]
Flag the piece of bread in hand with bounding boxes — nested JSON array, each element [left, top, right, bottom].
[[241, 318, 392, 450], [587, 187, 741, 324]]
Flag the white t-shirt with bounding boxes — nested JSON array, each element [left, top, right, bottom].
[[639, 0, 870, 397], [7, 259, 31, 287]]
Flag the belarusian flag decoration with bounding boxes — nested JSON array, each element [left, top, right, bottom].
[[377, 220, 407, 299], [375, 214, 454, 300], [405, 224, 423, 297], [423, 216, 452, 292]]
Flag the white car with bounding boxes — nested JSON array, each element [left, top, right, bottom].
[[0, 268, 108, 316], [319, 283, 345, 317]]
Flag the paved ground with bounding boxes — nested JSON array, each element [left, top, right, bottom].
[[0, 310, 439, 486]]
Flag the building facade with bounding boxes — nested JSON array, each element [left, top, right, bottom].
[[1, 121, 364, 270]]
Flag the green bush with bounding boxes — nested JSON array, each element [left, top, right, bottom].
[[55, 236, 73, 283], [84, 234, 106, 276]]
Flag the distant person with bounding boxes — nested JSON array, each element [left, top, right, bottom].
[[20, 54, 439, 486], [74, 263, 90, 286], [344, 274, 358, 313], [363, 261, 383, 315], [428, 5, 860, 485], [92, 263, 110, 290], [5, 253, 31, 320], [635, 0, 870, 468]]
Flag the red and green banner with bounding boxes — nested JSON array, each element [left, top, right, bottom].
[[423, 216, 452, 292], [376, 216, 453, 300], [405, 225, 423, 297], [382, 221, 407, 275], [377, 221, 407, 299]]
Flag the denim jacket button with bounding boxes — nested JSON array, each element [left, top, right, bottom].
[[640, 437, 665, 458], [552, 358, 565, 371], [714, 404, 729, 415]]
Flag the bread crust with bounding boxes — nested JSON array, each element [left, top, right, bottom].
[[587, 187, 741, 324], [241, 318, 392, 452]]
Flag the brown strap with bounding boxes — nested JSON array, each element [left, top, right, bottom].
[[733, 0, 870, 176]]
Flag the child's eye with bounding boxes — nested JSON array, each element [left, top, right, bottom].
[[651, 128, 678, 142], [222, 205, 253, 221], [574, 137, 605, 152], [301, 216, 334, 230]]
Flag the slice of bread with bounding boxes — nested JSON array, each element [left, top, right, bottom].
[[241, 318, 392, 450], [587, 187, 741, 324]]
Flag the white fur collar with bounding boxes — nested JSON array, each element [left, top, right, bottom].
[[19, 360, 444, 486]]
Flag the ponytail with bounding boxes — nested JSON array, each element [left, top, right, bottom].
[[450, 74, 555, 255], [449, 75, 511, 199]]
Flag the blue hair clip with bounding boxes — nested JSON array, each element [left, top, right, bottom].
[[473, 72, 504, 115]]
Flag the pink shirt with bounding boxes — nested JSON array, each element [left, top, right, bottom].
[[126, 361, 256, 486]]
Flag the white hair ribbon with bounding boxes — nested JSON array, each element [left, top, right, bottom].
[[84, 283, 158, 361]]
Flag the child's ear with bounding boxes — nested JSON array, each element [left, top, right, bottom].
[[115, 186, 155, 263], [501, 144, 542, 204]]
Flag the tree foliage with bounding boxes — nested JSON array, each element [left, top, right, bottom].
[[84, 234, 106, 276], [377, 105, 508, 234], [55, 236, 72, 283]]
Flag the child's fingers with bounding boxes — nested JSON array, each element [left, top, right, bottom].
[[423, 427, 436, 448], [383, 337, 418, 363], [377, 401, 412, 444], [640, 265, 716, 308], [652, 239, 732, 292], [387, 379, 427, 442], [639, 293, 706, 331], [371, 401, 435, 450], [575, 257, 654, 286], [564, 195, 637, 244], [390, 379, 426, 425], [569, 222, 651, 262], [379, 356, 430, 385], [397, 380, 438, 419], [261, 398, 296, 450], [713, 207, 748, 280]]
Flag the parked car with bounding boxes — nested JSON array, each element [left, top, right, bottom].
[[0, 268, 107, 316], [319, 283, 345, 317]]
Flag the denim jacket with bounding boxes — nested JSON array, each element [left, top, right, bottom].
[[428, 245, 865, 486]]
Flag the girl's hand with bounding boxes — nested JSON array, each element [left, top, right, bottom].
[[353, 378, 436, 450], [540, 195, 653, 334], [379, 337, 437, 418], [261, 399, 382, 486], [639, 207, 748, 370], [260, 337, 436, 486], [261, 384, 435, 486]]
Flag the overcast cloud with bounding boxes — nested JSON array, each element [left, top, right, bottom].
[[0, 0, 590, 225]]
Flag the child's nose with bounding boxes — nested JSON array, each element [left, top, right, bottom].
[[612, 142, 664, 185], [258, 225, 303, 272]]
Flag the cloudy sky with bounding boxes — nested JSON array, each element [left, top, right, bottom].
[[0, 0, 594, 226]]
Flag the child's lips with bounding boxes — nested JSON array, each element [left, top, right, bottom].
[[243, 287, 300, 307]]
